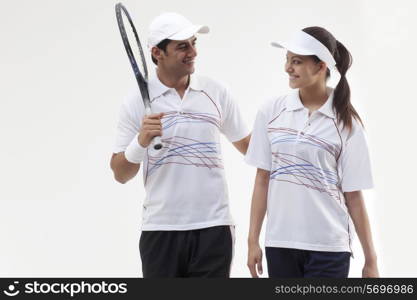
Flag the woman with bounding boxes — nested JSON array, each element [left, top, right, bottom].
[[245, 27, 379, 278]]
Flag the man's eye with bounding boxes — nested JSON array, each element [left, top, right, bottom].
[[293, 60, 301, 64]]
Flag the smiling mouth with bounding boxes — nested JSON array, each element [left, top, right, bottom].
[[289, 75, 299, 80], [183, 59, 194, 65]]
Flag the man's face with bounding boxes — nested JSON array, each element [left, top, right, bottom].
[[156, 36, 197, 77]]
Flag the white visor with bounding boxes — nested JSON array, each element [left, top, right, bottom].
[[271, 31, 336, 69]]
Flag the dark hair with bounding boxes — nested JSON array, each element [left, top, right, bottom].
[[151, 39, 172, 65], [302, 27, 363, 130]]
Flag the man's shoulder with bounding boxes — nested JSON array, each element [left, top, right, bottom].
[[192, 74, 229, 94], [121, 87, 145, 115]]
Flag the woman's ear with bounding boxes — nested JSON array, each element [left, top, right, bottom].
[[314, 61, 327, 76]]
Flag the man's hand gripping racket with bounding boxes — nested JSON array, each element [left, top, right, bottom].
[[115, 3, 163, 150]]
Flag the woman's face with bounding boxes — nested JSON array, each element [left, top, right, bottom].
[[284, 51, 325, 89]]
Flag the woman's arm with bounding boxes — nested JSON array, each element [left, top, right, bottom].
[[345, 190, 379, 277], [247, 168, 270, 277]]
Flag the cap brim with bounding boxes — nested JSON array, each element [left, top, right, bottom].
[[169, 25, 209, 41], [271, 41, 316, 56]]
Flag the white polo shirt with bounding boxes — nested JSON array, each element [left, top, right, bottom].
[[114, 74, 249, 231], [245, 89, 373, 252]]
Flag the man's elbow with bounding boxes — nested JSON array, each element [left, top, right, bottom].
[[114, 173, 129, 184], [110, 153, 139, 184], [110, 157, 128, 184], [111, 164, 131, 184]]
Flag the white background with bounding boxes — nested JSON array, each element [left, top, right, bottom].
[[1, 0, 416, 277]]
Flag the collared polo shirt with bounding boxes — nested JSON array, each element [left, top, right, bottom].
[[114, 74, 249, 231], [245, 89, 373, 252]]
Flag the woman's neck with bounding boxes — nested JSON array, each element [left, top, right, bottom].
[[299, 82, 329, 113]]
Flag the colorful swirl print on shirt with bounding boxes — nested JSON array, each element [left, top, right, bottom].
[[268, 116, 343, 203], [145, 92, 223, 183]]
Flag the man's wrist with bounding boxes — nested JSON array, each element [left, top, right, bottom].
[[124, 134, 147, 164]]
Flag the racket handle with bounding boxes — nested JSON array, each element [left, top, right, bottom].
[[152, 136, 163, 150], [145, 107, 163, 150]]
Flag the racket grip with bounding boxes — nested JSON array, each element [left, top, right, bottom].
[[144, 107, 163, 150], [152, 136, 163, 150]]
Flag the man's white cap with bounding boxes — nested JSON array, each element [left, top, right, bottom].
[[148, 12, 209, 48], [271, 31, 337, 69]]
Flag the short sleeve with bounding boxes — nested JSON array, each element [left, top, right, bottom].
[[113, 90, 145, 153], [244, 108, 272, 171], [339, 121, 374, 192], [220, 88, 250, 142]]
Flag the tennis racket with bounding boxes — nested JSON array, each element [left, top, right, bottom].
[[115, 3, 163, 150]]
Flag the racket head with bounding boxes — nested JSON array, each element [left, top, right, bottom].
[[115, 3, 150, 106], [115, 3, 163, 151]]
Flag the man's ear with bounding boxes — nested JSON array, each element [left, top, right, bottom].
[[151, 47, 163, 62]]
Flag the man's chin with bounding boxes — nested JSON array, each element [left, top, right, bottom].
[[186, 65, 195, 74], [175, 65, 195, 77]]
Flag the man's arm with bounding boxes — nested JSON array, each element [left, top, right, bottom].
[[232, 134, 251, 155], [110, 152, 141, 184], [110, 113, 163, 184]]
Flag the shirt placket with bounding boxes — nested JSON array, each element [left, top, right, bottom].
[[299, 109, 320, 137], [168, 88, 191, 141], [296, 109, 308, 139], [175, 87, 191, 114]]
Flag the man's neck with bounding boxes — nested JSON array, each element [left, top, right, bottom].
[[156, 68, 190, 99]]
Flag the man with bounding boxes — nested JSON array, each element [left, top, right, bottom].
[[111, 12, 250, 278]]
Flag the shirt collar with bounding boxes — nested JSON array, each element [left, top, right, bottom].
[[147, 75, 170, 100], [147, 74, 201, 100], [285, 88, 336, 119], [188, 75, 202, 91], [317, 89, 335, 119], [285, 89, 305, 111]]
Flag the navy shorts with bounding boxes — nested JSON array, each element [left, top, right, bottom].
[[139, 225, 234, 278], [265, 247, 351, 278]]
